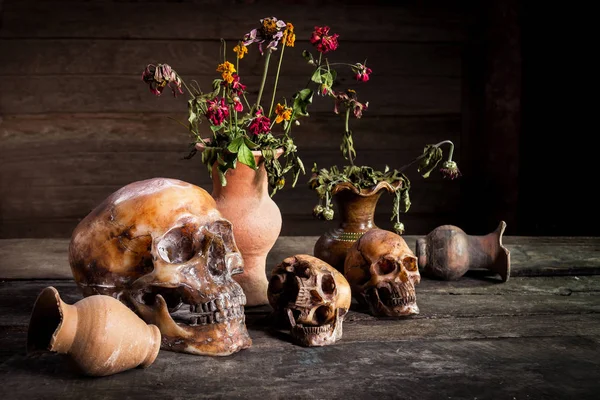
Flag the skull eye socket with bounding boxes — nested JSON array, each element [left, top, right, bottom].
[[156, 225, 200, 264], [294, 264, 311, 278], [403, 256, 418, 272], [269, 275, 285, 294], [321, 274, 336, 295], [315, 305, 335, 324], [207, 237, 226, 277], [374, 258, 397, 275]]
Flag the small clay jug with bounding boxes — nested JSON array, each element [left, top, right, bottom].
[[27, 287, 161, 377], [416, 221, 510, 281], [197, 142, 284, 307], [314, 181, 400, 273]]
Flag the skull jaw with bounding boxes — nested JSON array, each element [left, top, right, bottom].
[[133, 294, 252, 356], [365, 284, 420, 318], [160, 321, 252, 356], [286, 308, 343, 347]]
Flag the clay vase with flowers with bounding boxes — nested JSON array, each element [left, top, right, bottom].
[[141, 18, 312, 306], [303, 27, 462, 273]]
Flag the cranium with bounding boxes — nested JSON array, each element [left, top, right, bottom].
[[69, 178, 251, 356], [344, 229, 420, 317], [267, 254, 351, 347]]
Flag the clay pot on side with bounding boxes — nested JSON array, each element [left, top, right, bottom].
[[314, 181, 401, 273], [27, 287, 161, 377], [197, 143, 284, 307], [416, 221, 510, 282]]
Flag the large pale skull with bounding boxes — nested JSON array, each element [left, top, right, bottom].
[[344, 229, 420, 317], [69, 178, 251, 356], [267, 255, 351, 347]]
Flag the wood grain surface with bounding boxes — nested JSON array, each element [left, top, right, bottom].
[[1, 236, 599, 280]]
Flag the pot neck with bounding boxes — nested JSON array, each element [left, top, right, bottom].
[[334, 189, 384, 230], [212, 158, 269, 197], [50, 299, 78, 354]]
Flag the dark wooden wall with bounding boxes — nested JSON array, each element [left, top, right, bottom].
[[0, 0, 524, 238]]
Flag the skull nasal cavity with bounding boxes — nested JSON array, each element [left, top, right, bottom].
[[375, 259, 396, 275], [157, 226, 198, 263], [321, 274, 336, 294], [316, 305, 334, 324]]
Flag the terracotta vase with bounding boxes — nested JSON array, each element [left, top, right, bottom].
[[27, 287, 161, 377], [314, 181, 400, 273], [416, 221, 510, 282], [197, 143, 283, 307]]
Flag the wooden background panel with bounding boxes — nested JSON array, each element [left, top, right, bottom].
[[0, 40, 462, 77], [0, 1, 466, 42], [0, 0, 465, 238], [0, 75, 460, 115]]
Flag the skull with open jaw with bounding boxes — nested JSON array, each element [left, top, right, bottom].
[[344, 229, 420, 317], [69, 178, 252, 356], [268, 255, 351, 347]]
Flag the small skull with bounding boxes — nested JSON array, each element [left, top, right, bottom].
[[69, 178, 252, 356], [268, 255, 351, 347], [344, 229, 420, 317]]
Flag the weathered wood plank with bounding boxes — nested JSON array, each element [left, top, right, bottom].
[[1, 333, 599, 399], [0, 112, 462, 239], [0, 113, 461, 150], [0, 39, 462, 77], [0, 2, 466, 42], [2, 237, 600, 279], [0, 75, 460, 115], [2, 277, 600, 326], [0, 212, 455, 239]]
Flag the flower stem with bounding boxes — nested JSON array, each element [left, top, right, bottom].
[[398, 140, 455, 172], [268, 42, 287, 118], [177, 75, 194, 97], [256, 51, 272, 111], [305, 53, 324, 88], [345, 108, 354, 166]]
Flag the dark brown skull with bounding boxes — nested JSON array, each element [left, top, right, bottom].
[[268, 255, 351, 347], [344, 229, 420, 317], [69, 178, 251, 356]]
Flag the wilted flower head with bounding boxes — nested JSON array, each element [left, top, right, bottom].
[[243, 17, 287, 55], [440, 160, 461, 180], [332, 89, 368, 118], [230, 74, 246, 94], [352, 62, 372, 82], [232, 95, 244, 112], [216, 61, 236, 84], [205, 97, 229, 126], [248, 110, 271, 135], [233, 42, 248, 59], [310, 26, 339, 54], [141, 63, 183, 97], [283, 23, 296, 47], [274, 103, 292, 123]]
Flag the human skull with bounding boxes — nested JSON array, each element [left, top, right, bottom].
[[267, 255, 351, 347], [344, 229, 420, 317], [69, 178, 251, 356]]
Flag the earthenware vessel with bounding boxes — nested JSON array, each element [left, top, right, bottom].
[[197, 143, 284, 306], [27, 286, 161, 376], [314, 181, 400, 273], [416, 221, 510, 281]]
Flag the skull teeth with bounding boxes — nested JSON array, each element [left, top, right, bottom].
[[293, 323, 333, 334], [172, 296, 245, 326], [375, 284, 416, 307]]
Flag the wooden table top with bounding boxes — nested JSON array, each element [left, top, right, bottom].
[[1, 236, 599, 399]]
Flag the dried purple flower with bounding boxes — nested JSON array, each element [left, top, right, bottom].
[[440, 160, 461, 180], [141, 63, 183, 97], [242, 17, 287, 55]]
